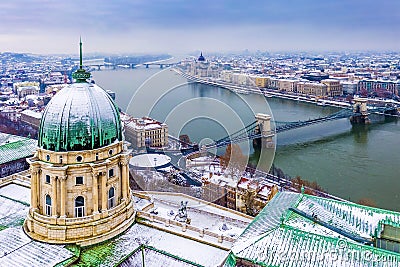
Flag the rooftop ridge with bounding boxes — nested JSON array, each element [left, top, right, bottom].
[[298, 197, 377, 239], [305, 193, 400, 220], [236, 224, 400, 266], [281, 224, 400, 258]]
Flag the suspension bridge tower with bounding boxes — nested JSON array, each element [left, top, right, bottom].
[[350, 98, 370, 124], [255, 113, 275, 148]]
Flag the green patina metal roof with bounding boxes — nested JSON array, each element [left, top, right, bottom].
[[37, 38, 122, 152], [0, 134, 36, 165], [38, 82, 122, 152], [229, 191, 400, 267]]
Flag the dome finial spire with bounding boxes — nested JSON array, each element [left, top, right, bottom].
[[79, 36, 83, 69], [72, 37, 91, 83]]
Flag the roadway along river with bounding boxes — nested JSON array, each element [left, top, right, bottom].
[[93, 68, 400, 211]]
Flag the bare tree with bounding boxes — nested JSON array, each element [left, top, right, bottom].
[[357, 198, 376, 207], [220, 144, 247, 179]]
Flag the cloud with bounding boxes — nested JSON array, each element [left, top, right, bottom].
[[0, 0, 398, 53]]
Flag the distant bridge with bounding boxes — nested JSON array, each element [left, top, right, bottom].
[[84, 61, 179, 70]]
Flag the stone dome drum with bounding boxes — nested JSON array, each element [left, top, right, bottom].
[[38, 82, 123, 152]]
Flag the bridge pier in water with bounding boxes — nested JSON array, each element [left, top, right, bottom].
[[350, 98, 370, 124], [255, 113, 275, 148]]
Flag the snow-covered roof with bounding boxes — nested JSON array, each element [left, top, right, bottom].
[[0, 133, 37, 165], [20, 109, 42, 119], [228, 191, 400, 266], [0, 228, 74, 266], [121, 114, 166, 131], [0, 182, 75, 266]]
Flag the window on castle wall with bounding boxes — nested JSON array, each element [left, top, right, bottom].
[[108, 187, 115, 209], [45, 175, 51, 184], [75, 196, 85, 217], [75, 176, 84, 185], [108, 168, 114, 178], [45, 194, 52, 216], [76, 155, 83, 162]]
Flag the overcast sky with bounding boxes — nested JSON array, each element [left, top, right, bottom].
[[0, 0, 399, 54]]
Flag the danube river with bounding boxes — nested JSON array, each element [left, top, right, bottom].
[[93, 67, 400, 211]]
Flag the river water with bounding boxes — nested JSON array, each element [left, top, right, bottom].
[[92, 67, 400, 211]]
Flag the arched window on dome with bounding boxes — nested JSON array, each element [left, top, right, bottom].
[[108, 187, 115, 209], [75, 196, 85, 218], [45, 194, 52, 216]]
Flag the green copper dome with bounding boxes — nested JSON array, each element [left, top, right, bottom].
[[38, 82, 123, 152]]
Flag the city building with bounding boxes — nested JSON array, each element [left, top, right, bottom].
[[0, 107, 20, 122], [220, 70, 234, 83], [20, 109, 42, 129], [321, 79, 343, 97], [357, 79, 400, 96], [16, 85, 39, 99], [24, 42, 135, 246], [122, 114, 168, 149], [188, 52, 220, 78], [13, 82, 40, 95], [297, 81, 328, 96], [235, 177, 278, 215], [254, 76, 269, 88], [202, 173, 238, 210], [186, 155, 279, 216], [301, 72, 330, 82], [341, 80, 359, 95], [278, 78, 299, 92], [267, 77, 280, 89]]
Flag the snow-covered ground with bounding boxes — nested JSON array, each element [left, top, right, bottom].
[[153, 202, 246, 238], [150, 193, 252, 223]]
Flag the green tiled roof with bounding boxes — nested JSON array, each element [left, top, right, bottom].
[[229, 191, 400, 267], [0, 134, 36, 165]]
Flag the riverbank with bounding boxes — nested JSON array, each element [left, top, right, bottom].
[[174, 67, 400, 116], [173, 68, 352, 109]]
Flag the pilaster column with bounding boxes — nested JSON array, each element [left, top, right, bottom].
[[51, 176, 58, 217], [121, 158, 128, 201], [60, 175, 67, 217], [101, 172, 107, 212], [30, 167, 39, 210], [92, 171, 99, 214]]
